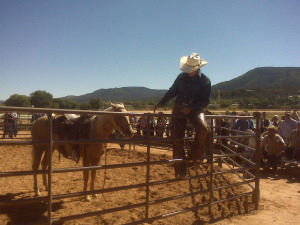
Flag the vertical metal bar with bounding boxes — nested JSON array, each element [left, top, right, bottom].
[[47, 113, 53, 225], [145, 113, 151, 219], [254, 112, 261, 209], [208, 117, 214, 215]]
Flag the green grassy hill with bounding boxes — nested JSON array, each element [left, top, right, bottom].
[[212, 67, 300, 91]]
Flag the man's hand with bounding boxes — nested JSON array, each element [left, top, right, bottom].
[[181, 107, 192, 115]]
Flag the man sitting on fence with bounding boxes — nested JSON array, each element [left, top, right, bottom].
[[154, 52, 211, 179], [261, 124, 285, 174]]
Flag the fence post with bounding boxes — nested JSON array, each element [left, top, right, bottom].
[[47, 113, 53, 225], [253, 112, 261, 210], [145, 113, 151, 219], [208, 117, 214, 216]]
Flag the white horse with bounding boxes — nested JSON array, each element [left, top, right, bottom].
[[31, 103, 134, 201]]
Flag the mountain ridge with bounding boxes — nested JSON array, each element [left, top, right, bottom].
[[60, 67, 300, 103]]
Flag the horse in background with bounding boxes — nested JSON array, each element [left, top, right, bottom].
[[31, 103, 134, 201]]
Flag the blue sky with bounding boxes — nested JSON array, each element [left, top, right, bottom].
[[1, 0, 299, 101]]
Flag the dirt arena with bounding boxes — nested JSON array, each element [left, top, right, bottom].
[[0, 131, 299, 225]]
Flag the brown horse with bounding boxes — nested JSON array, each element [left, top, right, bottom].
[[31, 103, 134, 201]]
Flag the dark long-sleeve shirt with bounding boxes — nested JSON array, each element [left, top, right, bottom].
[[158, 71, 211, 110]]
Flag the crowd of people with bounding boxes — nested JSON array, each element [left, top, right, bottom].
[[130, 109, 300, 176], [1, 107, 47, 139], [213, 110, 300, 175], [130, 112, 171, 138], [1, 112, 18, 138]]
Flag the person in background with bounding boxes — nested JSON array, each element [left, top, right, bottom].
[[247, 113, 255, 131], [154, 52, 211, 179], [11, 112, 18, 137], [165, 119, 171, 137], [149, 115, 155, 136], [235, 113, 249, 132], [135, 117, 142, 135], [261, 124, 285, 175], [2, 112, 13, 138], [156, 112, 167, 137], [285, 122, 300, 161], [261, 112, 270, 133], [278, 115, 285, 128], [215, 114, 223, 136], [220, 117, 230, 150], [278, 111, 298, 142], [205, 110, 214, 133], [139, 115, 148, 136], [271, 115, 280, 128], [291, 110, 299, 122], [228, 111, 237, 144]]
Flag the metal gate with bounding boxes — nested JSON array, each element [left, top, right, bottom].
[[0, 106, 261, 224]]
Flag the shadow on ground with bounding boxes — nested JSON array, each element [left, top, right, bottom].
[[0, 193, 63, 224]]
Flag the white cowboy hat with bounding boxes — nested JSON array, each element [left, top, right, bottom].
[[180, 53, 208, 73]]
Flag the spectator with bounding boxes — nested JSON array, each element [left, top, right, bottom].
[[165, 119, 171, 137], [11, 112, 18, 137], [129, 115, 138, 129], [2, 112, 13, 138], [228, 111, 237, 142], [285, 122, 300, 161], [135, 117, 142, 135], [261, 124, 285, 174], [261, 112, 270, 132], [278, 115, 285, 128], [149, 115, 155, 136], [278, 112, 298, 142], [156, 112, 166, 137], [247, 113, 255, 131], [229, 111, 237, 130], [271, 115, 280, 128], [205, 110, 214, 133], [291, 111, 299, 122], [236, 113, 249, 132], [215, 114, 223, 136], [139, 115, 148, 136], [220, 118, 230, 149]]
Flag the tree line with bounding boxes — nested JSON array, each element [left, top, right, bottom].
[[1, 88, 299, 110]]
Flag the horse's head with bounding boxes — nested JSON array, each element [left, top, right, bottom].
[[105, 103, 134, 138]]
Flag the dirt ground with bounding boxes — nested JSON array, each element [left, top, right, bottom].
[[0, 131, 299, 225]]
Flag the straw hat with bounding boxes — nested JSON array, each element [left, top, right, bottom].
[[180, 53, 208, 73], [267, 123, 278, 131]]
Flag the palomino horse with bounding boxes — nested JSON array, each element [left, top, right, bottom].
[[31, 103, 134, 201]]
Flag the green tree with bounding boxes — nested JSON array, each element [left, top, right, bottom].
[[5, 94, 31, 107], [89, 98, 103, 110], [53, 99, 79, 109], [220, 99, 231, 108], [79, 102, 90, 110], [30, 90, 54, 108]]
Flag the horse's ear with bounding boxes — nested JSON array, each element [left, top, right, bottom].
[[110, 102, 117, 110]]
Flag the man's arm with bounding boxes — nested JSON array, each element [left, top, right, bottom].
[[154, 75, 180, 112]]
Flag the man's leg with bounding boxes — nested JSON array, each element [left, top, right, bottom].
[[268, 154, 280, 174], [189, 112, 209, 164], [172, 106, 187, 178]]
